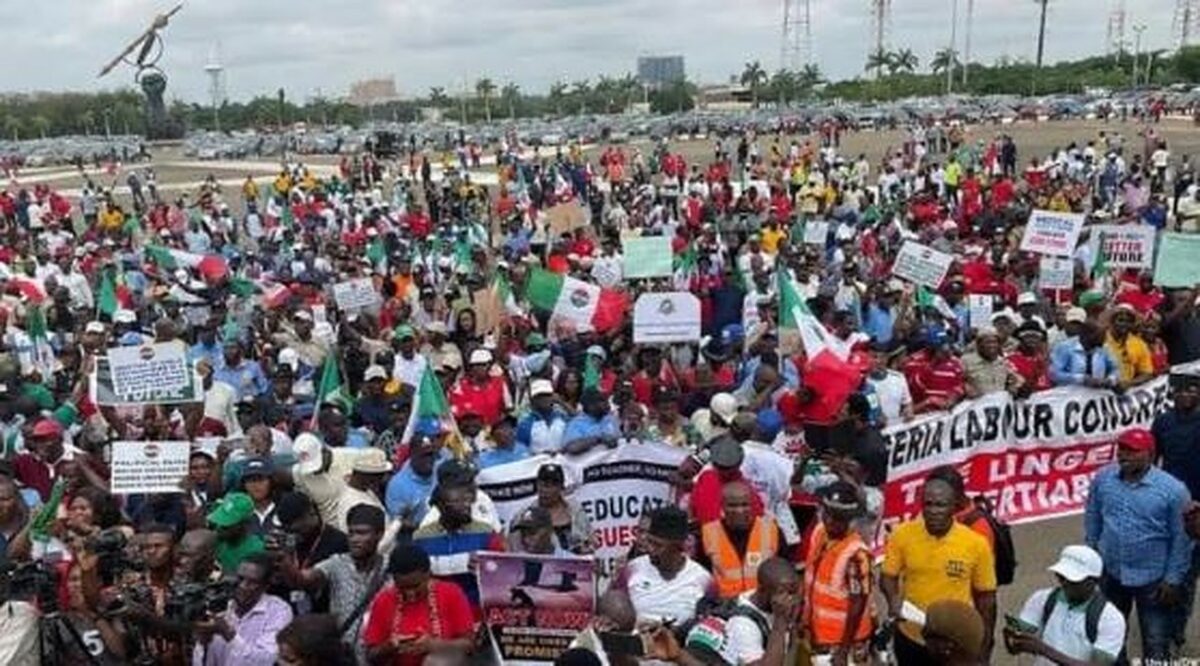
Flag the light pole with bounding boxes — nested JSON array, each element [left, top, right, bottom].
[[1033, 0, 1049, 93], [962, 0, 974, 87], [1132, 24, 1146, 88], [947, 0, 959, 94]]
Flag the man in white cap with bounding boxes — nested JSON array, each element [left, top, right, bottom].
[[516, 379, 568, 454], [1005, 545, 1125, 666], [271, 309, 330, 368]]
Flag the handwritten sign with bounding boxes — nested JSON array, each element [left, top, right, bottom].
[[623, 237, 674, 279], [1020, 210, 1086, 257], [892, 241, 954, 289], [1038, 257, 1075, 290], [110, 441, 190, 494], [803, 220, 829, 245], [332, 278, 380, 311]]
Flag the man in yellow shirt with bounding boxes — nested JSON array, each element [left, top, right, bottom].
[[98, 202, 124, 232], [882, 476, 997, 665], [760, 219, 786, 255], [1105, 304, 1154, 387]]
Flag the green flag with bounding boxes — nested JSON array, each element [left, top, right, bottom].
[[916, 285, 935, 309], [414, 363, 451, 419], [1092, 232, 1109, 278], [97, 272, 118, 317], [366, 237, 386, 266], [280, 203, 294, 229], [229, 276, 256, 298], [313, 353, 353, 424], [30, 479, 66, 542], [583, 356, 601, 391]]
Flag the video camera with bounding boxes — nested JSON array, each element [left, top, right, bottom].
[[264, 528, 299, 554], [85, 527, 146, 585], [163, 579, 235, 624]]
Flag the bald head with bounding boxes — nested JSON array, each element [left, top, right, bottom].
[[721, 481, 753, 531], [756, 557, 799, 596], [595, 589, 636, 633], [177, 529, 217, 581]]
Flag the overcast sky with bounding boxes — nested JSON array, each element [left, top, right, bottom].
[[5, 0, 1183, 103]]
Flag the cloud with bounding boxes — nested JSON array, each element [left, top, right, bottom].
[[3, 0, 1183, 102]]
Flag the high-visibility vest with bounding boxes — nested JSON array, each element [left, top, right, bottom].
[[803, 523, 873, 646], [700, 516, 779, 599]]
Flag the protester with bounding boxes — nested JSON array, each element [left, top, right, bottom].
[[801, 481, 873, 664], [193, 552, 293, 666]]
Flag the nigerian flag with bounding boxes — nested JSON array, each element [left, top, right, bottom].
[[97, 272, 118, 317], [314, 354, 353, 418], [402, 364, 467, 456], [778, 268, 850, 361], [525, 268, 626, 332], [26, 305, 55, 380]]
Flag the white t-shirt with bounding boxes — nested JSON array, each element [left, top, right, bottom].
[[868, 371, 913, 425], [724, 592, 774, 665], [1018, 588, 1126, 666], [625, 555, 713, 624]]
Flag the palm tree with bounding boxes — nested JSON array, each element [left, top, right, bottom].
[[79, 110, 96, 136], [739, 61, 768, 107], [570, 79, 591, 115], [549, 82, 568, 116], [618, 73, 640, 111], [798, 63, 824, 91], [428, 87, 449, 108], [892, 48, 919, 74], [475, 78, 496, 123], [769, 70, 797, 107], [866, 48, 893, 79], [30, 115, 51, 139], [501, 83, 521, 119], [3, 117, 21, 141], [931, 48, 961, 75], [595, 76, 618, 113]]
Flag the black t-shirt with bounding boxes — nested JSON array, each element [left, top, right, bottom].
[[1163, 310, 1200, 366]]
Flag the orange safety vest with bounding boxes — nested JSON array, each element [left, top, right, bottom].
[[700, 516, 779, 599], [803, 524, 873, 646]]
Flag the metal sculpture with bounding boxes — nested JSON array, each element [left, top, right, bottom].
[[98, 4, 184, 139]]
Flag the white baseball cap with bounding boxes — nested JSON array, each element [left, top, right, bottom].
[[1048, 545, 1103, 582], [1017, 292, 1038, 306], [468, 349, 493, 365], [1065, 307, 1088, 324], [364, 365, 389, 382], [292, 433, 325, 475], [709, 393, 738, 424], [530, 379, 555, 397]]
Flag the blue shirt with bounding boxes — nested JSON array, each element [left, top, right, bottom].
[[515, 409, 569, 454], [1085, 465, 1192, 587], [562, 413, 621, 446], [189, 342, 225, 371], [1049, 338, 1121, 386], [214, 361, 270, 401], [384, 451, 449, 521], [477, 443, 533, 470], [863, 303, 896, 346]]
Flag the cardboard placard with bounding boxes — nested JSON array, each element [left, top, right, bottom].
[[1088, 224, 1157, 270], [110, 441, 190, 494], [1020, 210, 1086, 257], [332, 278, 380, 311], [892, 241, 954, 289], [633, 292, 702, 344], [622, 237, 674, 279], [1038, 257, 1075, 291]]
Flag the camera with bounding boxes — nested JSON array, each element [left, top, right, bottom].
[[163, 579, 234, 624], [85, 528, 146, 585], [264, 528, 298, 554]]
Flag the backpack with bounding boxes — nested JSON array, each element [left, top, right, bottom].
[[962, 496, 1017, 586], [1039, 588, 1107, 645]]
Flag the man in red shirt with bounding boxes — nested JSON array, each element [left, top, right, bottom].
[[448, 349, 510, 426], [1005, 321, 1052, 395], [1115, 270, 1166, 316], [363, 545, 475, 666], [689, 436, 765, 525], [902, 332, 966, 414]]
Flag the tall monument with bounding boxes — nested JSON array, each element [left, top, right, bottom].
[[98, 3, 185, 139]]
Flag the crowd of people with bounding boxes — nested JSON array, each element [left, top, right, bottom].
[[0, 113, 1196, 666]]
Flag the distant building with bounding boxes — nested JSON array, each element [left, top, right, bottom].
[[697, 83, 753, 111], [347, 77, 400, 107], [637, 56, 685, 89]]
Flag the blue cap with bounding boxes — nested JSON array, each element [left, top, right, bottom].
[[757, 409, 783, 441], [414, 417, 444, 437], [926, 329, 950, 348], [118, 331, 144, 347], [721, 324, 744, 343]]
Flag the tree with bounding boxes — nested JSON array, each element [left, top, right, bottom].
[[30, 115, 50, 139], [79, 110, 95, 135], [649, 79, 696, 114], [549, 82, 568, 116], [769, 69, 798, 106], [475, 78, 496, 123], [428, 87, 449, 108], [798, 64, 825, 93], [892, 48, 919, 74], [931, 48, 960, 75], [595, 75, 619, 113], [570, 80, 591, 115], [3, 116, 20, 141], [739, 61, 768, 107], [866, 49, 893, 79], [618, 73, 641, 111], [500, 83, 521, 119]]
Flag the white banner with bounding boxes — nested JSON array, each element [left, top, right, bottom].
[[107, 342, 192, 401], [1087, 224, 1157, 270], [892, 241, 954, 288], [1038, 257, 1075, 291], [1020, 210, 1086, 257], [803, 221, 829, 245], [332, 277, 380, 311], [110, 441, 190, 494], [633, 293, 702, 344], [476, 441, 689, 577]]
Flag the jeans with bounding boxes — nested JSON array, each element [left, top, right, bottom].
[[1102, 574, 1174, 661]]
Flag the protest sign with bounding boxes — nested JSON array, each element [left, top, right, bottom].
[[110, 441, 190, 494], [967, 294, 993, 330], [1153, 233, 1200, 287], [1019, 210, 1086, 257], [546, 203, 589, 236], [892, 241, 954, 288], [1087, 225, 1156, 270], [633, 293, 701, 344], [479, 553, 596, 665], [622, 237, 674, 279], [182, 305, 212, 327], [101, 342, 198, 406], [879, 362, 1200, 529], [476, 441, 689, 578], [802, 220, 829, 245], [332, 277, 380, 311], [1038, 257, 1075, 291]]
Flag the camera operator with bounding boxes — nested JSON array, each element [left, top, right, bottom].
[[269, 491, 348, 614], [116, 524, 191, 665], [193, 552, 292, 666], [278, 504, 386, 662]]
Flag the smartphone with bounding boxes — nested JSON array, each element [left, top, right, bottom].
[[599, 632, 646, 657], [1004, 614, 1037, 633]]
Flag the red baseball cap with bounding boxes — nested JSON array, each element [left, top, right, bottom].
[[30, 419, 63, 439], [1117, 428, 1155, 452]]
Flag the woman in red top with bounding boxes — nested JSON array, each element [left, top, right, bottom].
[[364, 545, 475, 666]]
